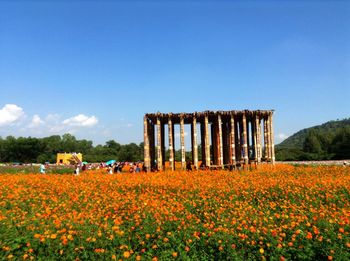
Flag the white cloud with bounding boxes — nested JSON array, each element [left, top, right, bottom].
[[0, 104, 25, 126], [0, 106, 105, 143], [62, 114, 98, 127], [277, 133, 289, 142], [49, 125, 65, 133], [46, 113, 61, 123], [28, 114, 44, 128]]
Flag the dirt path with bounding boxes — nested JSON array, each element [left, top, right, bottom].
[[278, 160, 350, 166]]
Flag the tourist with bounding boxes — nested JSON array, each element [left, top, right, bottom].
[[186, 160, 192, 171], [40, 163, 46, 174], [108, 164, 113, 174], [113, 163, 119, 174], [74, 164, 80, 175], [129, 163, 135, 173], [135, 162, 142, 173], [199, 162, 206, 170]]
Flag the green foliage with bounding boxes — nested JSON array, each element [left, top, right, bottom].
[[331, 126, 350, 159], [0, 134, 144, 163], [118, 143, 143, 162], [303, 130, 322, 154], [276, 118, 350, 161]]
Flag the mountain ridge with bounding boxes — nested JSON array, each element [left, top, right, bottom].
[[276, 118, 350, 160]]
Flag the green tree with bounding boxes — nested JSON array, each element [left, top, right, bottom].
[[104, 140, 121, 156], [303, 130, 323, 155], [85, 144, 113, 163], [0, 137, 5, 162], [38, 135, 63, 163], [118, 143, 142, 162], [77, 139, 93, 154], [3, 136, 17, 162], [331, 127, 350, 159], [61, 134, 78, 152]]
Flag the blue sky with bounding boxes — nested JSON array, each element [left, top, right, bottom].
[[0, 0, 349, 146]]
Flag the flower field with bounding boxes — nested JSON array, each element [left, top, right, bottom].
[[1, 165, 349, 260]]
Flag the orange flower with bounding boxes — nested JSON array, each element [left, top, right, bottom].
[[1, 165, 349, 259], [123, 251, 131, 258], [306, 232, 313, 240]]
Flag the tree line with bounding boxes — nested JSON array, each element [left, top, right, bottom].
[[0, 134, 200, 164], [0, 134, 145, 163], [276, 120, 350, 161]]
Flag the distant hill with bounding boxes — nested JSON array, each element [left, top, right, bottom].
[[276, 118, 350, 161]]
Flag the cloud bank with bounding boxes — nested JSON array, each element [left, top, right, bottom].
[[0, 104, 99, 139], [28, 115, 44, 128], [62, 114, 98, 127], [276, 133, 289, 143], [0, 104, 24, 126]]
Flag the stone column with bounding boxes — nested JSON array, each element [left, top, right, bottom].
[[264, 116, 270, 161], [191, 116, 198, 170], [143, 116, 151, 172], [222, 120, 229, 165], [211, 123, 217, 165], [161, 123, 165, 167], [172, 123, 175, 168], [218, 114, 224, 167], [149, 122, 155, 170], [242, 113, 249, 165], [256, 115, 262, 163], [269, 112, 275, 164], [252, 115, 258, 161], [200, 120, 205, 166], [246, 115, 250, 160], [235, 117, 241, 162], [180, 115, 186, 170], [204, 114, 211, 167], [156, 117, 163, 171], [229, 114, 236, 165], [168, 116, 175, 171]]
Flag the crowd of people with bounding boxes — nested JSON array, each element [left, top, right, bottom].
[[40, 160, 238, 175], [73, 161, 145, 175], [39, 161, 146, 175]]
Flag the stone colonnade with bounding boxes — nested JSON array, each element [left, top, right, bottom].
[[143, 110, 274, 171]]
